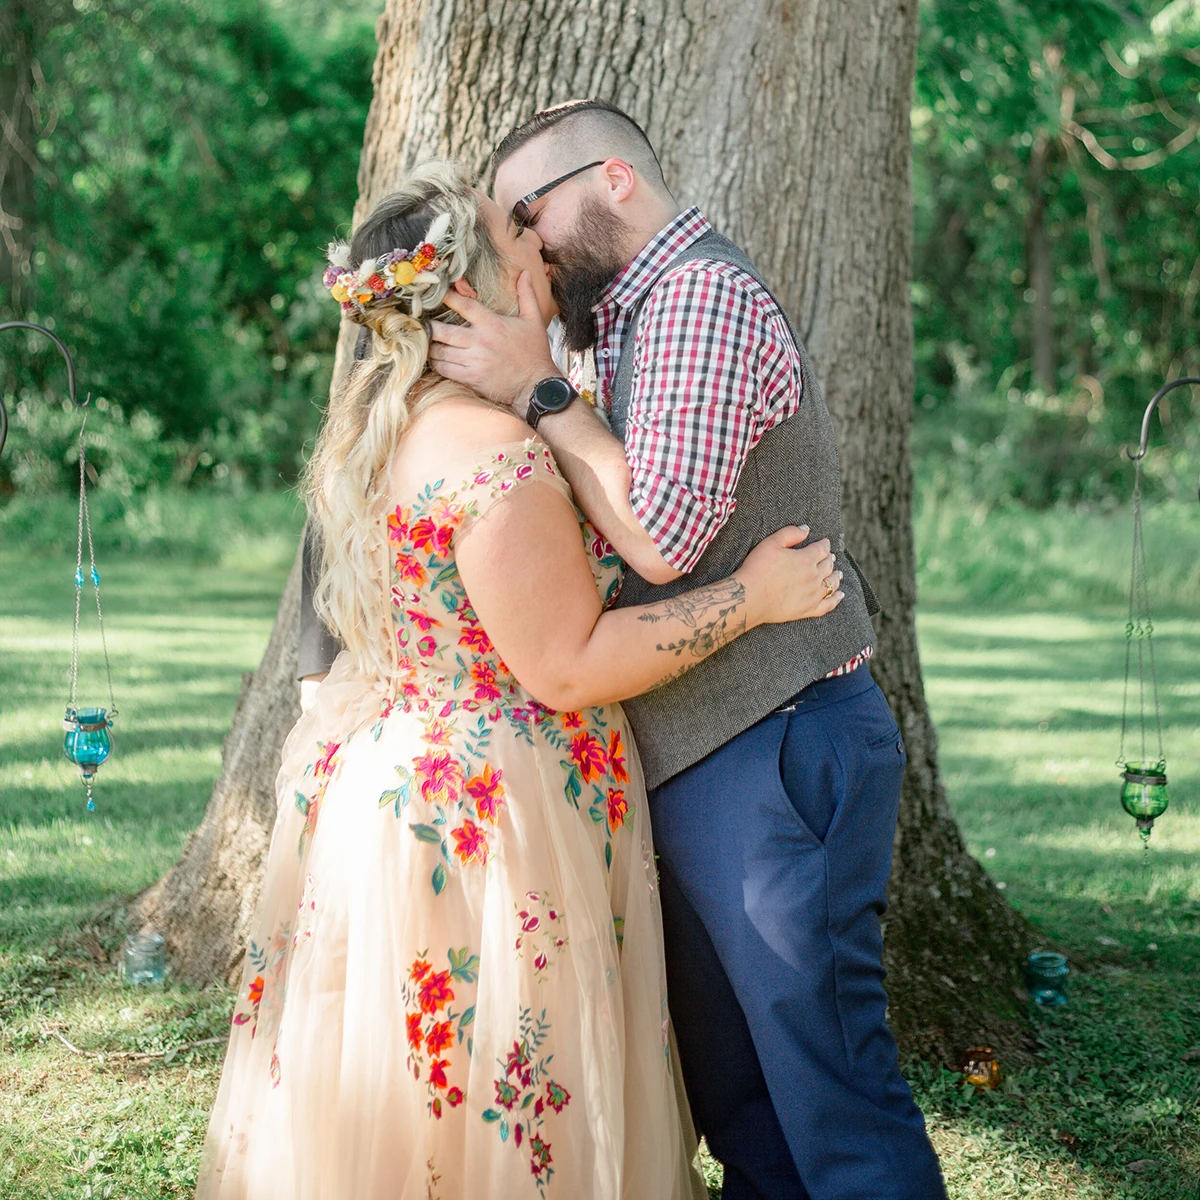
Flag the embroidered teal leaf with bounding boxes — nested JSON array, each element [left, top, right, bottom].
[[521, 1091, 535, 1109], [588, 804, 604, 824], [410, 823, 442, 844], [563, 765, 582, 803], [433, 562, 459, 585], [378, 787, 405, 810], [458, 1004, 475, 1029], [431, 863, 447, 895], [500, 1117, 510, 1142], [605, 841, 613, 871], [482, 1108, 501, 1123], [440, 590, 458, 612], [294, 791, 310, 816]]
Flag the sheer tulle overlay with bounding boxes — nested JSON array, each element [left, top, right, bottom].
[[196, 440, 705, 1200]]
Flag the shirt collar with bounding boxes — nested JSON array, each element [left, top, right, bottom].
[[598, 206, 712, 312]]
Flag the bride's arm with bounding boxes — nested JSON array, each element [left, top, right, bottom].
[[454, 478, 842, 712]]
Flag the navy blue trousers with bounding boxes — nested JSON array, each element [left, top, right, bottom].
[[649, 668, 946, 1200]]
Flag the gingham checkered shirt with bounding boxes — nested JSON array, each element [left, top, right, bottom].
[[568, 206, 870, 679]]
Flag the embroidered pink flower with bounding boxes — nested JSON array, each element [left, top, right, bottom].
[[413, 750, 464, 805], [420, 718, 454, 747], [504, 1040, 531, 1083], [410, 517, 454, 556], [529, 1134, 552, 1176], [515, 463, 534, 481], [446, 1086, 465, 1107], [569, 730, 607, 784], [458, 625, 494, 654], [451, 819, 489, 866], [545, 1079, 571, 1113], [466, 764, 505, 823], [560, 711, 585, 730], [470, 660, 502, 702], [386, 510, 410, 543], [494, 1078, 520, 1109], [416, 634, 438, 658], [428, 1058, 451, 1090], [406, 608, 441, 632], [313, 740, 340, 778]]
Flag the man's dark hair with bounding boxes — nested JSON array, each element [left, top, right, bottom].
[[490, 99, 671, 197]]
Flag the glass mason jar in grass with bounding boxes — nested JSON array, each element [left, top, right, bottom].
[[1025, 951, 1068, 1006], [124, 933, 166, 985]]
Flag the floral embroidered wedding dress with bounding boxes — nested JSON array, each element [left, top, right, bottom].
[[196, 440, 703, 1200]]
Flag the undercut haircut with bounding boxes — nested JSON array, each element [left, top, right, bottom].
[[491, 99, 673, 199]]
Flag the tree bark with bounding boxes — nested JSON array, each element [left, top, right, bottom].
[[1027, 130, 1057, 393], [133, 0, 1031, 1061], [0, 0, 39, 314]]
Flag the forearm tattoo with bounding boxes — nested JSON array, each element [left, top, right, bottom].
[[637, 578, 747, 685]]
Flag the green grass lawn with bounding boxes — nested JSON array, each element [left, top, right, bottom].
[[2, 500, 1199, 1199]]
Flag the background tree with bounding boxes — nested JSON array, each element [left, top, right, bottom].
[[131, 0, 1033, 1063]]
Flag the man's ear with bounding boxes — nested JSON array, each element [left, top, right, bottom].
[[601, 158, 636, 203], [452, 278, 479, 300]]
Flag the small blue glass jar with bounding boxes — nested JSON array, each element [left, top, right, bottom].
[[124, 933, 166, 985], [1026, 951, 1069, 1006], [63, 707, 113, 776]]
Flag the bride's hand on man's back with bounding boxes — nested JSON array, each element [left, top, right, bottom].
[[736, 526, 845, 626]]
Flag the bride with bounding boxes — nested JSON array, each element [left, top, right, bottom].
[[195, 160, 845, 1200]]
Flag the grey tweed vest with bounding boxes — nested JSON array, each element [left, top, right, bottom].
[[610, 230, 879, 789]]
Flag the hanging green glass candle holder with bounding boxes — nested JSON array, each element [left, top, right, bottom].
[[64, 706, 114, 782], [1120, 760, 1169, 842]]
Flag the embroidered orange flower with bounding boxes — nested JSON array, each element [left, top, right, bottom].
[[394, 552, 426, 585], [608, 729, 628, 783], [606, 787, 629, 832], [451, 819, 489, 866], [410, 517, 455, 556], [466, 764, 505, 823], [406, 1011, 424, 1050], [559, 711, 585, 730], [406, 608, 441, 632], [458, 625, 494, 654], [247, 975, 264, 1006], [569, 730, 607, 783], [420, 718, 454, 747], [410, 958, 432, 982], [418, 968, 454, 1014], [413, 750, 464, 805], [425, 1020, 454, 1054]]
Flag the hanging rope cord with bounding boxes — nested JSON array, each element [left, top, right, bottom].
[[69, 409, 117, 721], [1117, 457, 1164, 770]]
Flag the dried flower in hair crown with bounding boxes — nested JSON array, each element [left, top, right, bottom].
[[322, 212, 453, 315]]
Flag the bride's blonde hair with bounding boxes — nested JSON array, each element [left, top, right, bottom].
[[304, 161, 509, 680]]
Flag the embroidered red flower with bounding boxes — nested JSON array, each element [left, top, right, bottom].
[[416, 634, 438, 658], [425, 1020, 454, 1054], [406, 608, 441, 632], [529, 1134, 552, 1176], [466, 764, 505, 823], [504, 1040, 532, 1085], [410, 517, 455, 556], [406, 1011, 424, 1050], [494, 1078, 520, 1110], [559, 711, 585, 730], [545, 1079, 571, 1113], [418, 968, 454, 1014], [451, 819, 489, 866], [446, 1086, 465, 1107], [247, 974, 264, 1006], [413, 749, 464, 805], [608, 729, 629, 783], [606, 787, 629, 832], [428, 1057, 451, 1090], [569, 730, 607, 783]]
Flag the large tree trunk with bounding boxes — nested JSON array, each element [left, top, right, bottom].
[[133, 0, 1030, 1063], [0, 0, 39, 313]]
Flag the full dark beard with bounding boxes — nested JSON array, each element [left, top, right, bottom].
[[542, 195, 628, 353]]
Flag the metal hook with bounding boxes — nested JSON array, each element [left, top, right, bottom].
[[0, 320, 90, 459], [1123, 375, 1200, 503]]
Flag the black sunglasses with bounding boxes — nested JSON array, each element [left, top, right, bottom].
[[510, 161, 606, 233]]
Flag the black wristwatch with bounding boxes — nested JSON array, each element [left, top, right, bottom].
[[525, 376, 579, 431]]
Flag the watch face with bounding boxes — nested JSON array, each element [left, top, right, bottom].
[[533, 377, 575, 412]]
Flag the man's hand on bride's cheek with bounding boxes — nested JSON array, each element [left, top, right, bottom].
[[428, 272, 559, 412]]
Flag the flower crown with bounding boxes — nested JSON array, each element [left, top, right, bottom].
[[322, 212, 454, 316]]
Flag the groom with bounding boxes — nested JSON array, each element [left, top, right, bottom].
[[424, 100, 946, 1199]]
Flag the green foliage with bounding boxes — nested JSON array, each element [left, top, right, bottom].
[[913, 0, 1200, 506], [1, 0, 381, 495]]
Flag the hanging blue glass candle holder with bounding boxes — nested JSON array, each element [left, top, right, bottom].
[[63, 707, 113, 809], [1025, 951, 1069, 1006]]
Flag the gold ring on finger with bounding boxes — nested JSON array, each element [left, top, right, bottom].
[[822, 578, 835, 600]]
